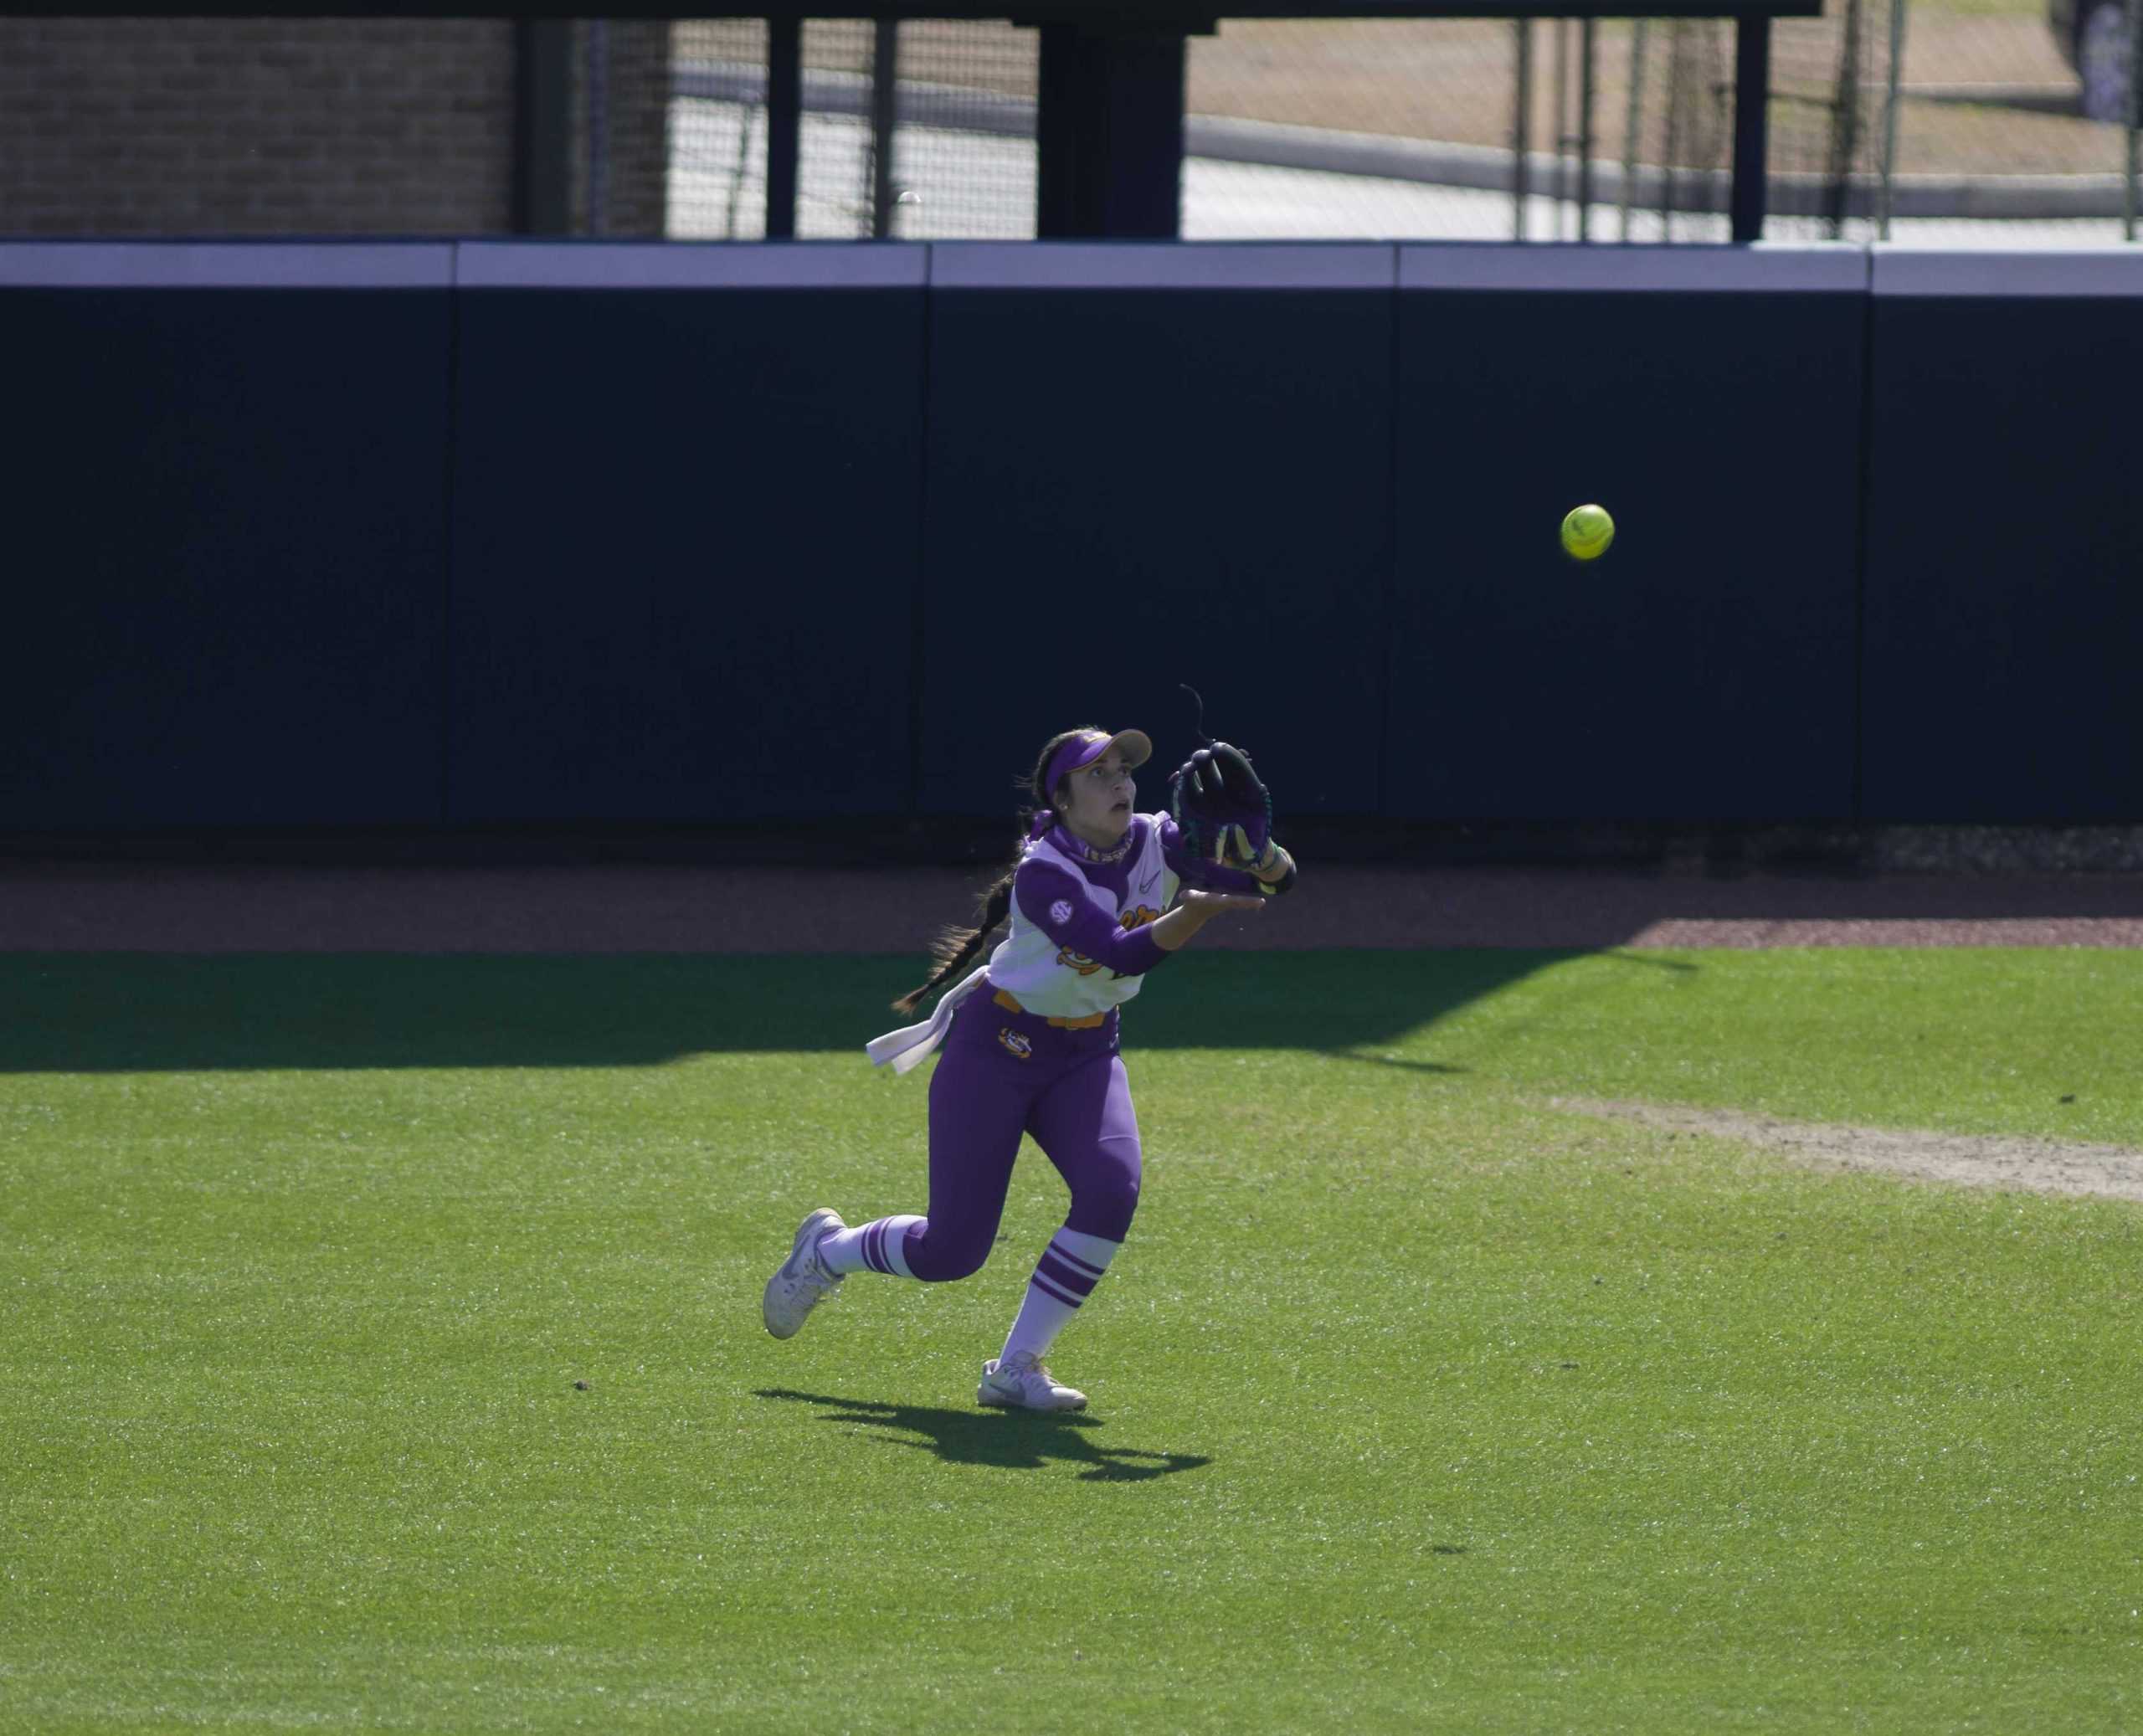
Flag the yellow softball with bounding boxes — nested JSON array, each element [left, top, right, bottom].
[[1560, 503, 1616, 562]]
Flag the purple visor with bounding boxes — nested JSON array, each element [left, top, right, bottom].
[[1046, 728, 1154, 794]]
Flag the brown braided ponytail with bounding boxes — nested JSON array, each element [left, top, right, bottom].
[[889, 727, 1107, 1014]]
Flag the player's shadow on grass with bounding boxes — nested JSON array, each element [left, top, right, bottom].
[[753, 1387, 1210, 1483]]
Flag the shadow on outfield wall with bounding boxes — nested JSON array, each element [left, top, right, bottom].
[[0, 951, 1575, 1073], [753, 1387, 1211, 1482]]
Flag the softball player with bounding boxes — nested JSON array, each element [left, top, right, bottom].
[[761, 724, 1298, 1411]]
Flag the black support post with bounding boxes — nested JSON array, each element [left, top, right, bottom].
[[1730, 13, 1770, 242], [513, 19, 574, 234], [766, 14, 800, 239], [1036, 22, 1195, 238], [1577, 15, 1596, 239], [1036, 23, 1080, 234], [1512, 19, 1530, 240], [871, 18, 899, 236]]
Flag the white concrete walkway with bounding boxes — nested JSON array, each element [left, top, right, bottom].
[[666, 98, 2139, 248]]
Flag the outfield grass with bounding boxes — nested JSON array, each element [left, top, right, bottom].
[[3, 950, 2139, 1733]]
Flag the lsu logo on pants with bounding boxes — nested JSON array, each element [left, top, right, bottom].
[[998, 1028, 1034, 1061]]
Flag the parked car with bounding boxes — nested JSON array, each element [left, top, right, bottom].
[[2050, 0, 2135, 122]]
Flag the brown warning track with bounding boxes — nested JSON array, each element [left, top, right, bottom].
[[2, 863, 2141, 953]]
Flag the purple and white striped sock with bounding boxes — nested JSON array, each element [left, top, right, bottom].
[[818, 1215, 924, 1279], [998, 1228, 1120, 1366]]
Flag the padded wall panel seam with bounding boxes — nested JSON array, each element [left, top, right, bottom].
[[921, 280, 1394, 822]]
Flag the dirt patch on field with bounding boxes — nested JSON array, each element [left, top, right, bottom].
[[1549, 1096, 2143, 1205]]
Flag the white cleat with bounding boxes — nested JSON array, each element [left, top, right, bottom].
[[977, 1351, 1088, 1412], [763, 1208, 845, 1339]]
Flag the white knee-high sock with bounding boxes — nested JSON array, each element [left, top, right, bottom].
[[999, 1228, 1120, 1366], [818, 1215, 924, 1278]]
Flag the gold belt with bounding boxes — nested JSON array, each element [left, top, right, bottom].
[[994, 989, 1109, 1030]]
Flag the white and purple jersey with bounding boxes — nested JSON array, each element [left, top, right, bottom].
[[865, 809, 1277, 1074], [984, 811, 1269, 1021]]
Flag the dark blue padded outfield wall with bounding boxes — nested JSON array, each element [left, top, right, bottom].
[[449, 244, 927, 823], [922, 245, 1393, 821], [1392, 246, 1868, 822], [5, 240, 2139, 831], [1862, 250, 2143, 824], [2, 244, 454, 828]]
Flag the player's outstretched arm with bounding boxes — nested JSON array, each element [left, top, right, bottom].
[[1153, 887, 1265, 952]]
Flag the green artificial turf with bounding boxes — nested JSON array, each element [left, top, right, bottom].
[[3, 949, 2139, 1733]]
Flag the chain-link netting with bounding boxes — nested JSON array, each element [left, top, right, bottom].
[[671, 18, 1037, 239], [790, 20, 886, 237], [671, 18, 770, 239], [1764, 0, 1888, 240], [1884, 0, 2133, 240], [1186, 10, 1880, 241], [0, 11, 2136, 244], [885, 20, 1038, 239], [574, 21, 672, 237]]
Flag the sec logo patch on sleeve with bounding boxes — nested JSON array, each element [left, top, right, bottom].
[[1050, 900, 1073, 926]]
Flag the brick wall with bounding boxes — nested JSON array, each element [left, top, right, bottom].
[[0, 18, 670, 237]]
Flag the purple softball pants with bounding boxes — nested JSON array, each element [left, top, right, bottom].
[[906, 984, 1143, 1284]]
